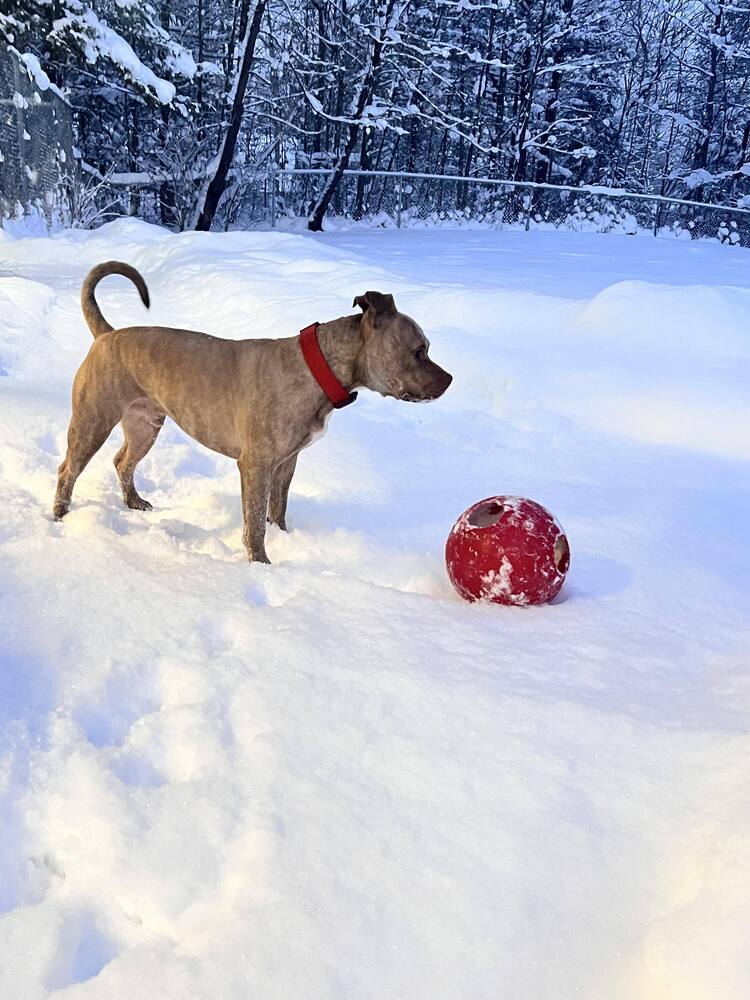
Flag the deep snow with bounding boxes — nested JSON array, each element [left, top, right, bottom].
[[0, 222, 748, 999]]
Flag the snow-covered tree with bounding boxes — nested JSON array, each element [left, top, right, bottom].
[[2, 0, 749, 229]]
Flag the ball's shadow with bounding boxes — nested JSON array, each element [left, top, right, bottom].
[[554, 552, 632, 603]]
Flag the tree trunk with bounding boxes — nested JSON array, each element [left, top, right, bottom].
[[197, 0, 204, 109], [354, 128, 371, 218], [193, 0, 267, 231], [535, 0, 574, 184], [311, 1, 326, 160], [308, 0, 398, 232], [691, 1, 724, 200], [158, 106, 177, 227]]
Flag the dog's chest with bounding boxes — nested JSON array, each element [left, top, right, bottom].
[[299, 410, 332, 452]]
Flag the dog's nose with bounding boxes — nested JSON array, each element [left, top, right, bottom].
[[429, 371, 452, 398]]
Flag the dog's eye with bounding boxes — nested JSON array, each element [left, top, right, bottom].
[[414, 347, 427, 362]]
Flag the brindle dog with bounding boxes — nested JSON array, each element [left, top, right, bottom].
[[54, 262, 453, 562]]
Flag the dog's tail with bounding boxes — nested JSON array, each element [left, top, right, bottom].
[[81, 261, 150, 338]]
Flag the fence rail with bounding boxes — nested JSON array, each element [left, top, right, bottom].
[[6, 139, 750, 245], [273, 168, 750, 214], [261, 169, 750, 244]]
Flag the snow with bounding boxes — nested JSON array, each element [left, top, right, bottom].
[[684, 168, 716, 191], [51, 10, 176, 105], [0, 222, 749, 999], [17, 51, 67, 103], [164, 43, 198, 81], [18, 52, 50, 92]]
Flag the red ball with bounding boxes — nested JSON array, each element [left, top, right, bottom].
[[445, 496, 570, 606]]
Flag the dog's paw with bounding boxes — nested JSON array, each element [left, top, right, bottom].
[[248, 552, 271, 565], [126, 494, 153, 512]]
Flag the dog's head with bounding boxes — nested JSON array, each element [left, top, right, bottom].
[[353, 291, 453, 402]]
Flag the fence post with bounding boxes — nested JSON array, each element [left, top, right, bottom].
[[269, 166, 276, 228], [396, 175, 402, 229]]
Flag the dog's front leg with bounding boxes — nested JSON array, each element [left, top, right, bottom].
[[238, 454, 272, 564], [268, 454, 298, 531]]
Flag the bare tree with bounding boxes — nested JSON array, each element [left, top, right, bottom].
[[307, 0, 404, 231], [193, 0, 267, 230]]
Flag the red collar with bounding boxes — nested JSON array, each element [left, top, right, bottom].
[[299, 323, 357, 409]]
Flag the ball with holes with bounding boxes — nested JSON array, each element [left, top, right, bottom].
[[445, 496, 570, 606]]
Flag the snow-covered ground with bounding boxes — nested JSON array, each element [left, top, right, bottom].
[[0, 221, 748, 999]]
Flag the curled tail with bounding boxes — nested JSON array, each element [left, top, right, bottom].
[[81, 261, 150, 338]]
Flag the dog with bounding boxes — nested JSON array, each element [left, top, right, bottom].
[[54, 262, 453, 563]]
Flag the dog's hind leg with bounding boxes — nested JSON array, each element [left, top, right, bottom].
[[54, 402, 119, 520], [238, 452, 272, 563], [113, 399, 165, 511], [268, 454, 298, 531]]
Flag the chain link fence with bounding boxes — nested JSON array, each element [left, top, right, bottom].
[[256, 169, 750, 245], [0, 46, 74, 226], [4, 118, 750, 244]]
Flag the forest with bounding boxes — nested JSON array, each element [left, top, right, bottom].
[[2, 0, 750, 230]]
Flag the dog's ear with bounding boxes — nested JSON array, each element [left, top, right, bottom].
[[353, 291, 396, 316]]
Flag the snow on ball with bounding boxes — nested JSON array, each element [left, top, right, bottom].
[[445, 496, 570, 606]]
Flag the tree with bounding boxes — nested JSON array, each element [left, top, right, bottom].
[[307, 0, 407, 231], [192, 0, 267, 230]]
